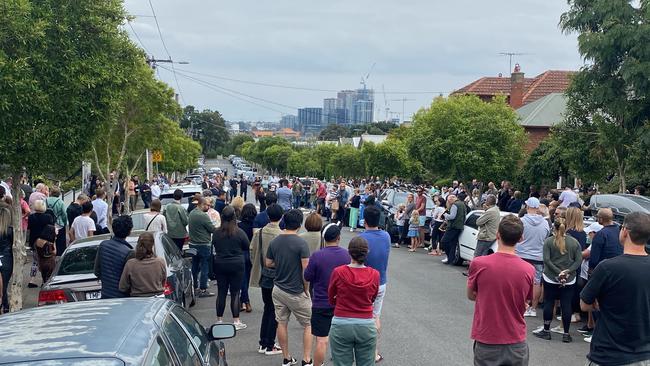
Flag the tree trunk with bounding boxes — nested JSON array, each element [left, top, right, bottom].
[[613, 148, 627, 193], [9, 173, 26, 312]]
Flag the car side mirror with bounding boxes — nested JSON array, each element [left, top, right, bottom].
[[183, 248, 197, 258], [209, 323, 236, 341]]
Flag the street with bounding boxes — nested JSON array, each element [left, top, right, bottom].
[[186, 159, 591, 365]]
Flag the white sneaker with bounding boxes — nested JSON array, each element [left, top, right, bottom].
[[234, 322, 247, 330], [264, 346, 282, 355], [524, 308, 537, 317], [349, 228, 354, 232], [556, 315, 562, 321], [258, 345, 266, 354], [441, 258, 448, 263], [584, 336, 592, 343], [571, 314, 581, 323], [550, 325, 564, 334]]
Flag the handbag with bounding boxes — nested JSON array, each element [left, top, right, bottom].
[[258, 228, 275, 288], [331, 199, 340, 211]]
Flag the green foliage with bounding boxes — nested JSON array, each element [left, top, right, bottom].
[[244, 137, 290, 165], [181, 106, 230, 155], [559, 0, 650, 191], [263, 145, 293, 173], [407, 95, 525, 182], [156, 119, 202, 172], [319, 124, 350, 140], [228, 134, 255, 155], [327, 145, 365, 178], [519, 137, 570, 187]]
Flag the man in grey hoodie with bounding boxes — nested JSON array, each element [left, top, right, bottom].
[[515, 197, 550, 317]]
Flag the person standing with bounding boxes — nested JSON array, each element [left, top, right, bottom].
[[150, 181, 161, 202], [337, 182, 349, 224], [316, 181, 327, 216], [588, 208, 622, 273], [93, 216, 134, 299], [580, 212, 650, 365], [66, 194, 89, 237], [532, 218, 582, 342], [229, 176, 239, 202], [348, 188, 361, 233], [143, 199, 167, 234], [415, 187, 427, 248], [277, 179, 293, 212], [358, 205, 390, 363], [474, 195, 500, 258], [240, 175, 248, 202], [213, 206, 249, 330], [45, 187, 67, 257], [441, 194, 466, 265], [69, 201, 96, 242], [266, 209, 313, 366], [27, 200, 54, 288], [300, 212, 323, 255], [91, 189, 109, 235], [140, 180, 152, 209], [558, 186, 578, 208], [304, 224, 351, 366], [515, 197, 550, 317], [28, 183, 48, 209], [118, 232, 166, 297], [253, 192, 278, 230], [250, 204, 284, 356], [164, 189, 189, 252], [188, 197, 218, 298], [292, 179, 304, 209], [0, 205, 13, 313], [467, 215, 535, 366], [238, 203, 257, 313]]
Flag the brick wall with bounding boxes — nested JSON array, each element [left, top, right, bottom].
[[525, 126, 550, 152]]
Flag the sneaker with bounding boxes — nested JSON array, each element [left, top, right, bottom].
[[392, 244, 400, 248], [562, 333, 573, 343], [274, 343, 282, 350], [577, 325, 594, 334], [302, 360, 313, 366], [583, 330, 593, 337], [198, 290, 215, 298], [571, 314, 581, 323], [532, 327, 551, 340], [234, 322, 247, 330], [441, 258, 448, 264], [524, 308, 537, 317], [265, 346, 282, 356], [584, 336, 592, 343], [550, 325, 564, 334], [283, 357, 297, 366], [349, 228, 354, 232], [556, 315, 562, 321], [258, 345, 266, 354]]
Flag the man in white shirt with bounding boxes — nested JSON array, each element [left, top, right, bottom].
[[92, 188, 109, 234], [151, 182, 161, 201], [70, 201, 96, 242], [559, 186, 578, 208]]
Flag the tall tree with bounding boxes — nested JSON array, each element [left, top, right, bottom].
[[181, 106, 230, 154], [560, 0, 650, 192], [407, 95, 525, 182], [318, 124, 350, 140], [0, 0, 137, 311]]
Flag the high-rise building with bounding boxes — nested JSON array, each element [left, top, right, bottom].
[[336, 90, 356, 125], [322, 98, 337, 125], [280, 114, 298, 130], [353, 88, 374, 124], [298, 108, 323, 133]]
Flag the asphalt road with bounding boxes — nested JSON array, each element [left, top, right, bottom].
[[187, 159, 591, 366]]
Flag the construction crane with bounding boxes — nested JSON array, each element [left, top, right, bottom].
[[391, 98, 415, 124], [360, 62, 376, 90], [382, 85, 390, 122]]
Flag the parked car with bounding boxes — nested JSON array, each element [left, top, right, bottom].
[[589, 193, 650, 223], [38, 231, 196, 308], [0, 298, 236, 366], [380, 189, 435, 243], [159, 184, 203, 207]]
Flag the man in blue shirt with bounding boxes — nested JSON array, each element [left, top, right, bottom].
[[276, 179, 293, 211], [589, 208, 622, 272], [358, 205, 390, 363]]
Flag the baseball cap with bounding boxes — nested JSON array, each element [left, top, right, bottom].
[[525, 197, 540, 209], [585, 222, 603, 235]]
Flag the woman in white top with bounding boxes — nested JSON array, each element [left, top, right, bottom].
[[143, 199, 167, 233], [205, 196, 221, 228], [428, 196, 446, 256]]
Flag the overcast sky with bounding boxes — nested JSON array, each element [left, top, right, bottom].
[[124, 0, 583, 123]]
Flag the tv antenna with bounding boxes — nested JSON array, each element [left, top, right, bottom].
[[499, 52, 530, 73]]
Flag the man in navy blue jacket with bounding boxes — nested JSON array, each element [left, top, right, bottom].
[[589, 208, 622, 271], [94, 216, 135, 298]]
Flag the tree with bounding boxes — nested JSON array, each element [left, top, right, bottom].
[[328, 145, 365, 178], [560, 0, 650, 192], [245, 137, 290, 165], [263, 145, 294, 173], [318, 124, 350, 140], [407, 95, 525, 182], [181, 106, 230, 155], [156, 119, 202, 173], [288, 150, 320, 177], [228, 134, 254, 155], [0, 0, 138, 311], [519, 137, 571, 188]]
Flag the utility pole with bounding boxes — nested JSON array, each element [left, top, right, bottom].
[[146, 56, 189, 69], [391, 98, 415, 123]]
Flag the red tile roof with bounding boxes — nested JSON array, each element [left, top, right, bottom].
[[452, 70, 575, 106]]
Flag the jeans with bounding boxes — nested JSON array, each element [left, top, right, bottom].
[[303, 193, 311, 209], [241, 187, 247, 201], [293, 194, 302, 209], [190, 244, 211, 290], [441, 228, 462, 264], [430, 221, 443, 248], [215, 261, 244, 318], [259, 286, 278, 350], [240, 251, 252, 304], [543, 280, 574, 333], [329, 322, 377, 366], [0, 252, 13, 312]]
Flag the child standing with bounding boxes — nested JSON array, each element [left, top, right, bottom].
[[408, 210, 420, 252], [394, 204, 406, 248]]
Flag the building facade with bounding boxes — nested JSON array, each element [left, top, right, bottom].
[[298, 107, 323, 134]]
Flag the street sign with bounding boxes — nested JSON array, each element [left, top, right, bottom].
[[152, 150, 163, 163]]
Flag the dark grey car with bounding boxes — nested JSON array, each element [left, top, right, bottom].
[[0, 298, 236, 365]]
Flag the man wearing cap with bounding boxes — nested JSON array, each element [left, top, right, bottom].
[[515, 197, 550, 317], [304, 223, 351, 366]]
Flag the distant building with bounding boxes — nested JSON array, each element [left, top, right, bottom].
[[337, 90, 356, 125], [323, 98, 338, 125], [275, 128, 301, 140], [298, 107, 323, 134], [251, 130, 274, 139], [359, 133, 387, 147], [516, 92, 567, 152], [280, 114, 298, 131]]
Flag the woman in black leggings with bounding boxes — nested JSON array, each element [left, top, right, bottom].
[[212, 206, 249, 330]]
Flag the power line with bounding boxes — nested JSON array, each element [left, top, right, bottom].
[[127, 20, 150, 55], [171, 68, 450, 95], [147, 0, 185, 105]]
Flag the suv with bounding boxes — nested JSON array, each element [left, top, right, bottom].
[[589, 194, 650, 223], [380, 189, 434, 242]]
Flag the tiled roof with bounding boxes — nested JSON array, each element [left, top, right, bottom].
[[452, 70, 575, 106]]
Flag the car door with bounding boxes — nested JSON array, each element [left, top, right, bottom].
[[458, 212, 481, 261], [143, 335, 178, 366], [161, 234, 190, 304], [161, 312, 203, 366]]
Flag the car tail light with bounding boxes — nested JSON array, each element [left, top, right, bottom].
[[163, 280, 174, 296], [38, 289, 68, 306]]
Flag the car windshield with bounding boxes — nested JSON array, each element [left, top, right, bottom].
[[625, 195, 650, 211], [58, 246, 98, 275], [160, 191, 199, 206], [393, 192, 435, 209], [6, 359, 124, 366]]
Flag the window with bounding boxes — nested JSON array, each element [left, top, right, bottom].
[[172, 306, 209, 356], [144, 337, 173, 366], [465, 213, 480, 230], [58, 246, 98, 275], [162, 315, 202, 366], [162, 235, 183, 263]]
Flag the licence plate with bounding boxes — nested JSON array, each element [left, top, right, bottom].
[[85, 291, 101, 300]]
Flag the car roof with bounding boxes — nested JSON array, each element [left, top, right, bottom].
[[68, 233, 139, 249], [0, 298, 173, 364]]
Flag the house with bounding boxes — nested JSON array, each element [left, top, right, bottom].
[[359, 133, 387, 147], [251, 130, 274, 138], [275, 128, 301, 139], [516, 93, 567, 152]]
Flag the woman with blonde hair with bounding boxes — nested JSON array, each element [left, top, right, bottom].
[[119, 232, 166, 297], [230, 196, 245, 218], [205, 196, 221, 228], [565, 207, 587, 324], [533, 218, 582, 343]]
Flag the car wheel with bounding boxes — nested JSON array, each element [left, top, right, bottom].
[[451, 242, 464, 266]]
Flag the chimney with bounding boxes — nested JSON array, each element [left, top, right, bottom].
[[509, 63, 525, 109]]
